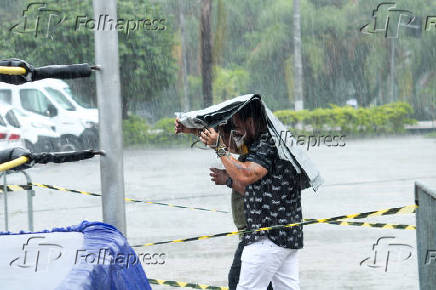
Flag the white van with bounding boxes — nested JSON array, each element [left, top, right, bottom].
[[0, 82, 86, 151], [12, 107, 60, 152], [39, 79, 98, 122], [36, 79, 99, 149], [0, 106, 25, 151]]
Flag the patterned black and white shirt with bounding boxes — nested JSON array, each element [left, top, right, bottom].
[[240, 131, 303, 249]]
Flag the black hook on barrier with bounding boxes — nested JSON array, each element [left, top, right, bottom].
[[0, 58, 101, 85]]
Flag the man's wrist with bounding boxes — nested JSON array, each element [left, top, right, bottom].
[[214, 134, 228, 157], [215, 144, 228, 157], [226, 176, 233, 188], [209, 139, 218, 148]]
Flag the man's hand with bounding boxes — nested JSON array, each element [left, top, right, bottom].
[[209, 168, 229, 185], [175, 118, 197, 135], [200, 128, 219, 147]]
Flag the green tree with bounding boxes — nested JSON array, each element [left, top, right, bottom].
[[213, 66, 249, 103], [0, 0, 176, 119]]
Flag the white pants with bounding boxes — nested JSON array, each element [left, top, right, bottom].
[[236, 237, 300, 290]]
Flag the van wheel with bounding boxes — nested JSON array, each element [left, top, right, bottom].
[[38, 139, 56, 153], [60, 136, 81, 152], [81, 130, 99, 150]]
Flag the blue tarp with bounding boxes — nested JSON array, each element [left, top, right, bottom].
[[0, 221, 152, 290]]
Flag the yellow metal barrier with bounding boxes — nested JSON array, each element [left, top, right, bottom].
[[0, 156, 29, 172], [0, 66, 26, 76]]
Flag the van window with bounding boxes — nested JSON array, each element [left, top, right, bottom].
[[12, 108, 27, 118], [0, 115, 6, 127], [20, 88, 54, 116], [0, 89, 12, 104], [5, 110, 20, 128], [45, 87, 76, 111], [64, 87, 95, 109]]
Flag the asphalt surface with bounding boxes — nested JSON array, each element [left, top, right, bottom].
[[1, 135, 435, 289]]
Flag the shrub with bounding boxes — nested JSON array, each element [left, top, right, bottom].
[[123, 115, 150, 146], [273, 102, 416, 136], [124, 102, 417, 147], [123, 116, 193, 147], [149, 117, 192, 146]]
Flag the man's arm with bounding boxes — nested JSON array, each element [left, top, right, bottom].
[[174, 118, 201, 135], [231, 179, 249, 195], [220, 155, 267, 194], [209, 167, 247, 194], [219, 133, 275, 195], [175, 119, 221, 147]]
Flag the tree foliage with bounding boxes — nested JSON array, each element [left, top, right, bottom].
[[1, 0, 435, 122], [0, 0, 176, 119]]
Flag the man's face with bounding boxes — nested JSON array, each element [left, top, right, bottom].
[[231, 115, 255, 144], [231, 115, 246, 137], [217, 127, 231, 147]]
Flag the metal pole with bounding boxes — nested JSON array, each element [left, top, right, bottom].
[[179, 3, 190, 112], [2, 172, 8, 231], [415, 182, 436, 289], [293, 0, 304, 111], [23, 171, 34, 231], [200, 0, 212, 107], [390, 37, 396, 103], [93, 0, 126, 235]]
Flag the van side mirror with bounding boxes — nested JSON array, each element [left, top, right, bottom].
[[47, 104, 58, 117]]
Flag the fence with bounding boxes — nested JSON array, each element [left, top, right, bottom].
[[1, 170, 34, 231], [415, 181, 436, 290]]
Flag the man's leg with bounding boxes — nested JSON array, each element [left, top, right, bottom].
[[271, 249, 299, 290], [228, 241, 245, 290], [237, 237, 289, 290]]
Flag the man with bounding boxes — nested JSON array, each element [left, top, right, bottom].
[[211, 99, 303, 289], [175, 117, 274, 290]]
